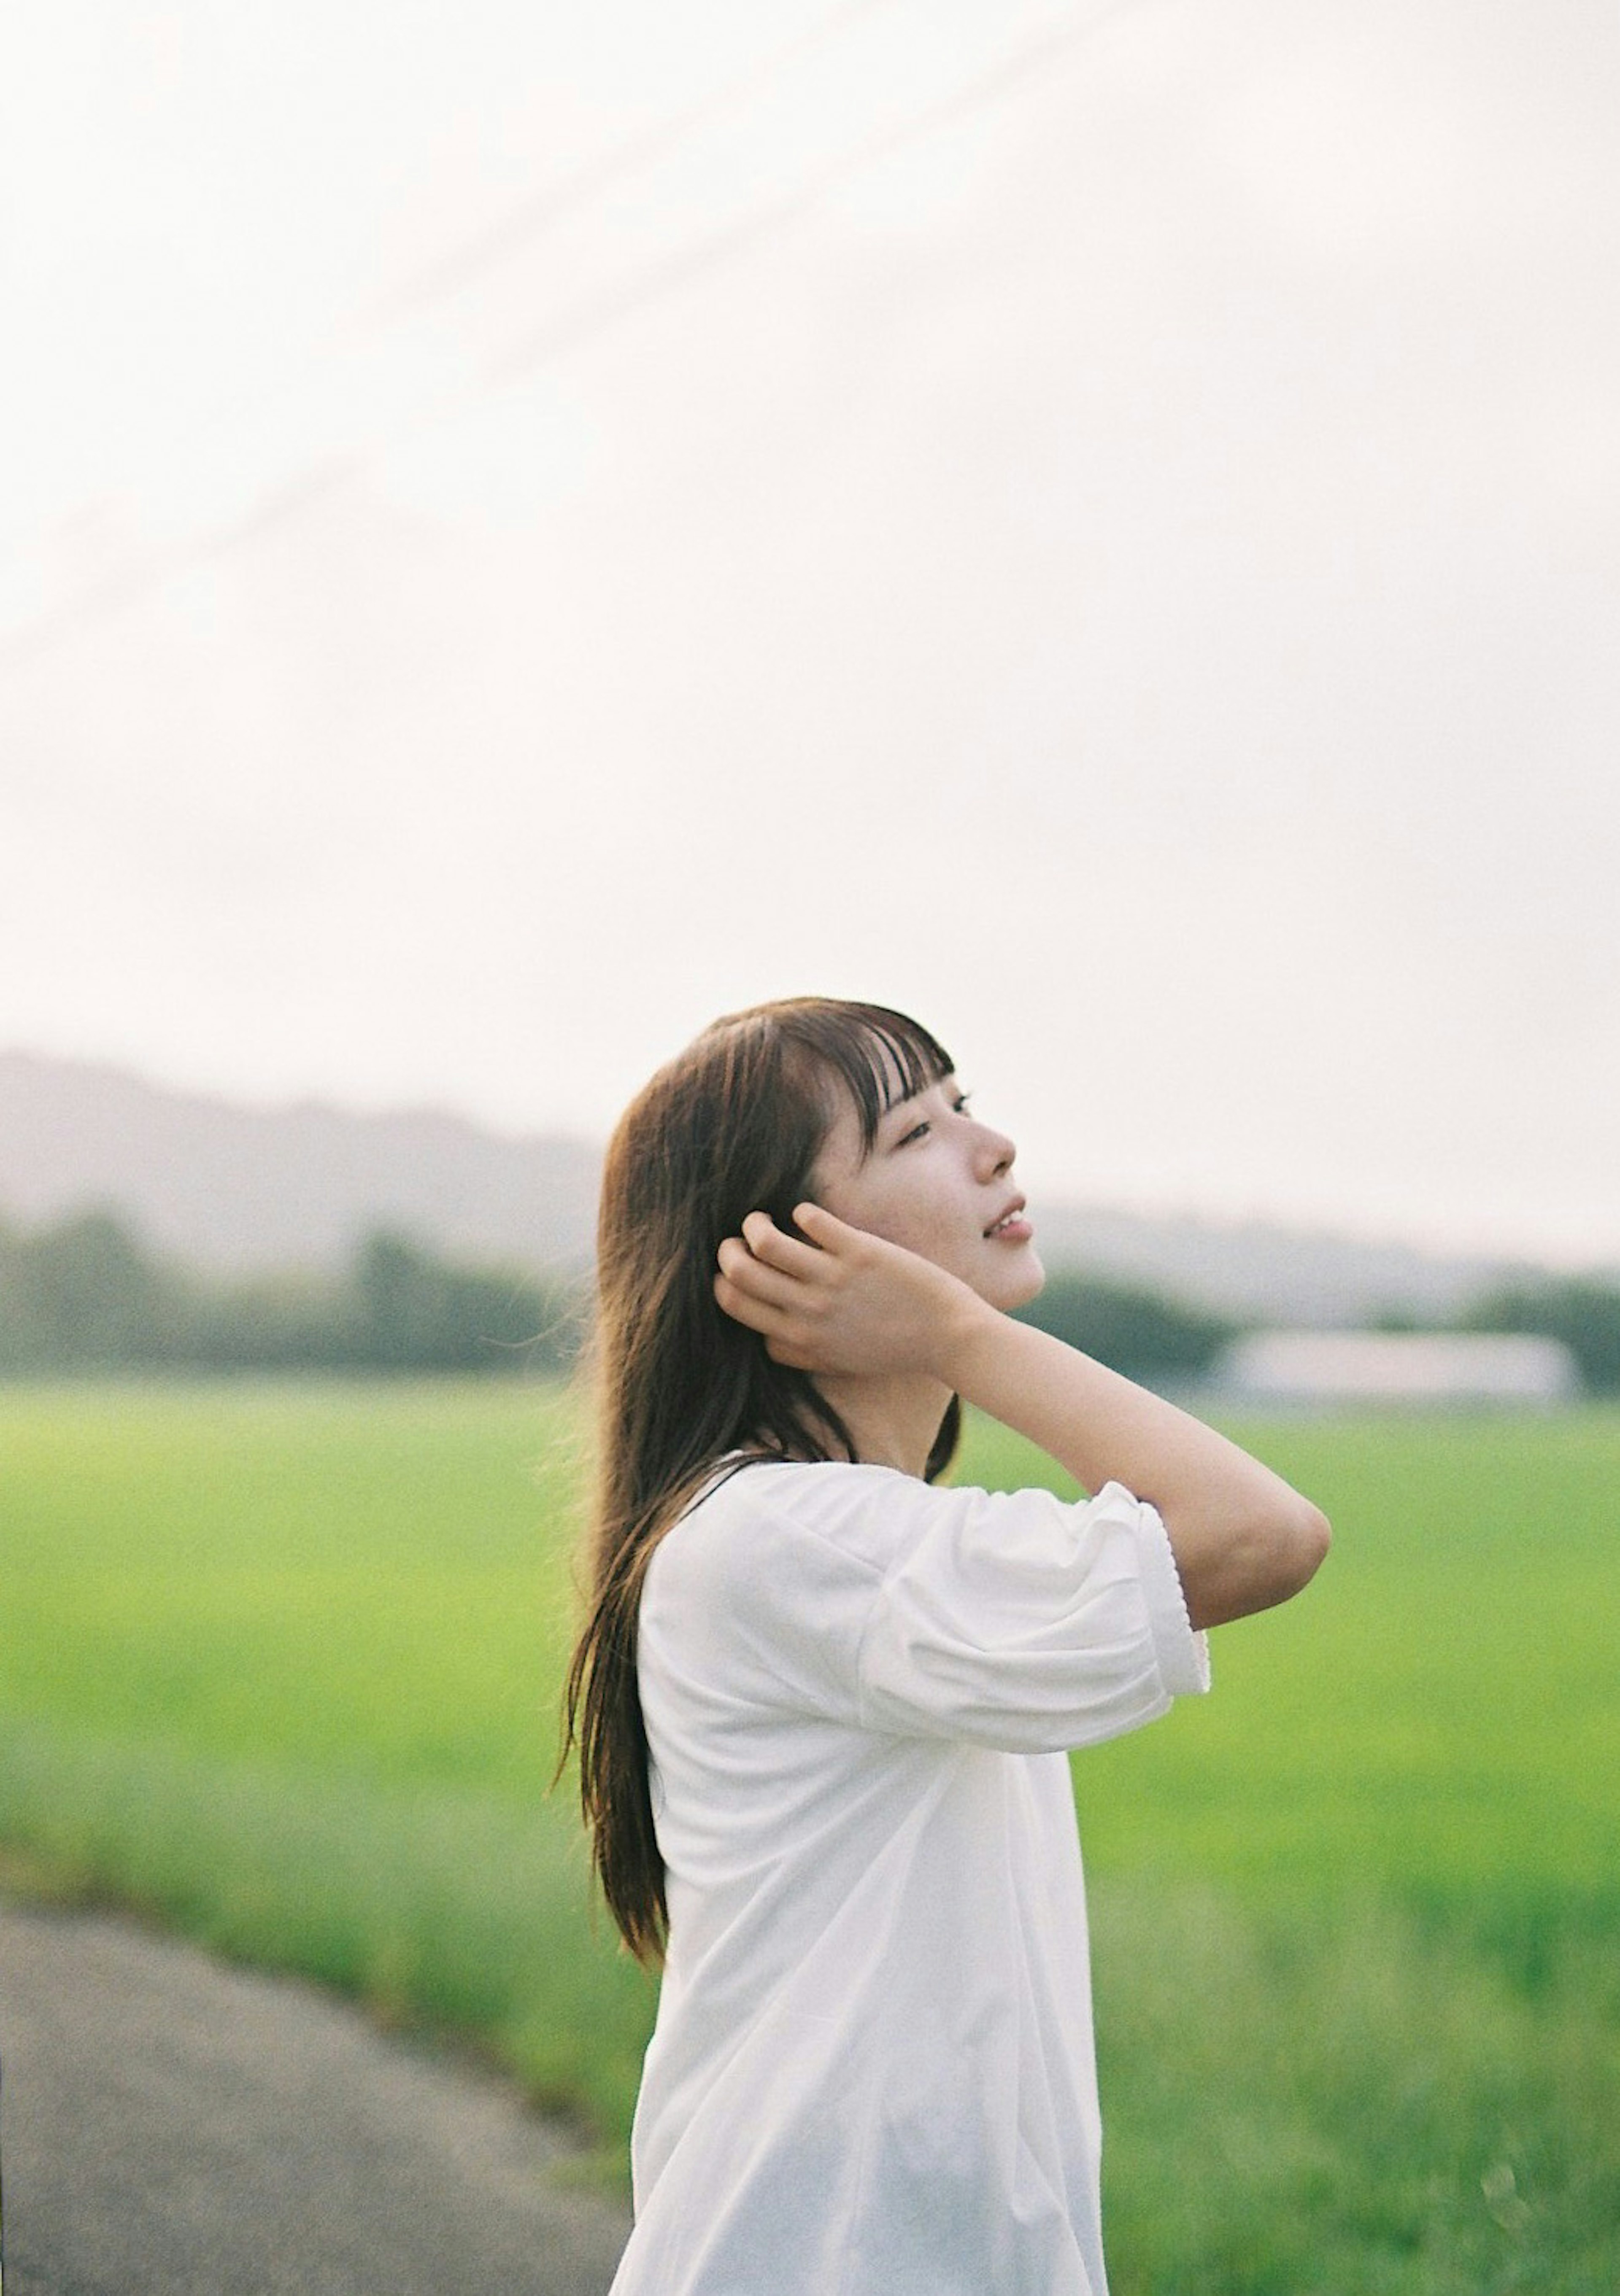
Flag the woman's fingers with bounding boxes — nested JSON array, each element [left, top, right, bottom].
[[716, 1210, 853, 1299], [714, 1210, 847, 1350], [715, 1204, 932, 1377], [715, 1234, 803, 1311], [794, 1207, 974, 1380], [737, 1210, 834, 1276], [713, 1267, 821, 1363], [790, 1201, 853, 1250], [713, 1270, 775, 1332]]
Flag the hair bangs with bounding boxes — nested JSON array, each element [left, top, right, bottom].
[[783, 1002, 955, 1151]]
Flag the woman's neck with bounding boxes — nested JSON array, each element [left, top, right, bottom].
[[812, 1369, 955, 1479]]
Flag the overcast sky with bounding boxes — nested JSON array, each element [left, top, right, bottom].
[[2, 0, 1616, 1261]]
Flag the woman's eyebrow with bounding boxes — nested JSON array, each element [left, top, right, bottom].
[[879, 1077, 954, 1125], [880, 1078, 934, 1114]]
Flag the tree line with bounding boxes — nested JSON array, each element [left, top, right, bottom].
[[1453, 1279, 1620, 1396], [1022, 1272, 1620, 1396], [0, 1210, 581, 1377], [0, 1208, 1244, 1382], [3, 1205, 1618, 1392]]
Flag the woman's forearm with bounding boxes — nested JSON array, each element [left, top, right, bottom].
[[939, 1299, 1331, 1628]]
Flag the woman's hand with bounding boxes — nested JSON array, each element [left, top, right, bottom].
[[714, 1202, 983, 1379]]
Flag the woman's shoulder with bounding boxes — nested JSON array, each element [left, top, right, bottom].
[[659, 1455, 930, 1587], [680, 1452, 907, 1530]]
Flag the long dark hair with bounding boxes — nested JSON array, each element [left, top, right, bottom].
[[560, 997, 962, 1963]]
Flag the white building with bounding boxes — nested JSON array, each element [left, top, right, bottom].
[[1213, 1330, 1580, 1410]]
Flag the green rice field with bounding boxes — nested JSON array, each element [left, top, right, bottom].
[[1, 1381, 1617, 2292]]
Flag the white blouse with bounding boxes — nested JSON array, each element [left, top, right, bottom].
[[610, 1458, 1210, 2296]]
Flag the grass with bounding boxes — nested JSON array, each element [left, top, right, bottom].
[[1, 1381, 1617, 2288]]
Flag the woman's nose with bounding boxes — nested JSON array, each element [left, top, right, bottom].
[[974, 1122, 1015, 1176]]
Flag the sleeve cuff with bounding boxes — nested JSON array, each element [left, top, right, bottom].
[[1123, 1488, 1212, 1698]]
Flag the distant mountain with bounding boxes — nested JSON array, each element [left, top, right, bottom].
[[0, 1049, 1544, 1322], [0, 1051, 600, 1275]]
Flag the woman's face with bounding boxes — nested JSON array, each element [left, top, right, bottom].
[[809, 1070, 1045, 1313]]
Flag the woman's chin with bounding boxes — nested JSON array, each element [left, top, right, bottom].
[[982, 1244, 1045, 1313]]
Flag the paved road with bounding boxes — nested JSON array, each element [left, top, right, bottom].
[[0, 1898, 630, 2296]]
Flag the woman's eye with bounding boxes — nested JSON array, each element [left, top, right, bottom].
[[896, 1094, 970, 1145]]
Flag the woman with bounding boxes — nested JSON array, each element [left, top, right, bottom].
[[565, 997, 1329, 2296]]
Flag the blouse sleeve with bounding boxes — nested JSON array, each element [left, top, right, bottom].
[[649, 1462, 1209, 1755], [853, 1476, 1211, 1753]]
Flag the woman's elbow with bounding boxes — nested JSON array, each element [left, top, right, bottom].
[[1276, 1498, 1332, 1598], [1247, 1496, 1331, 1612], [1191, 1497, 1331, 1627]]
